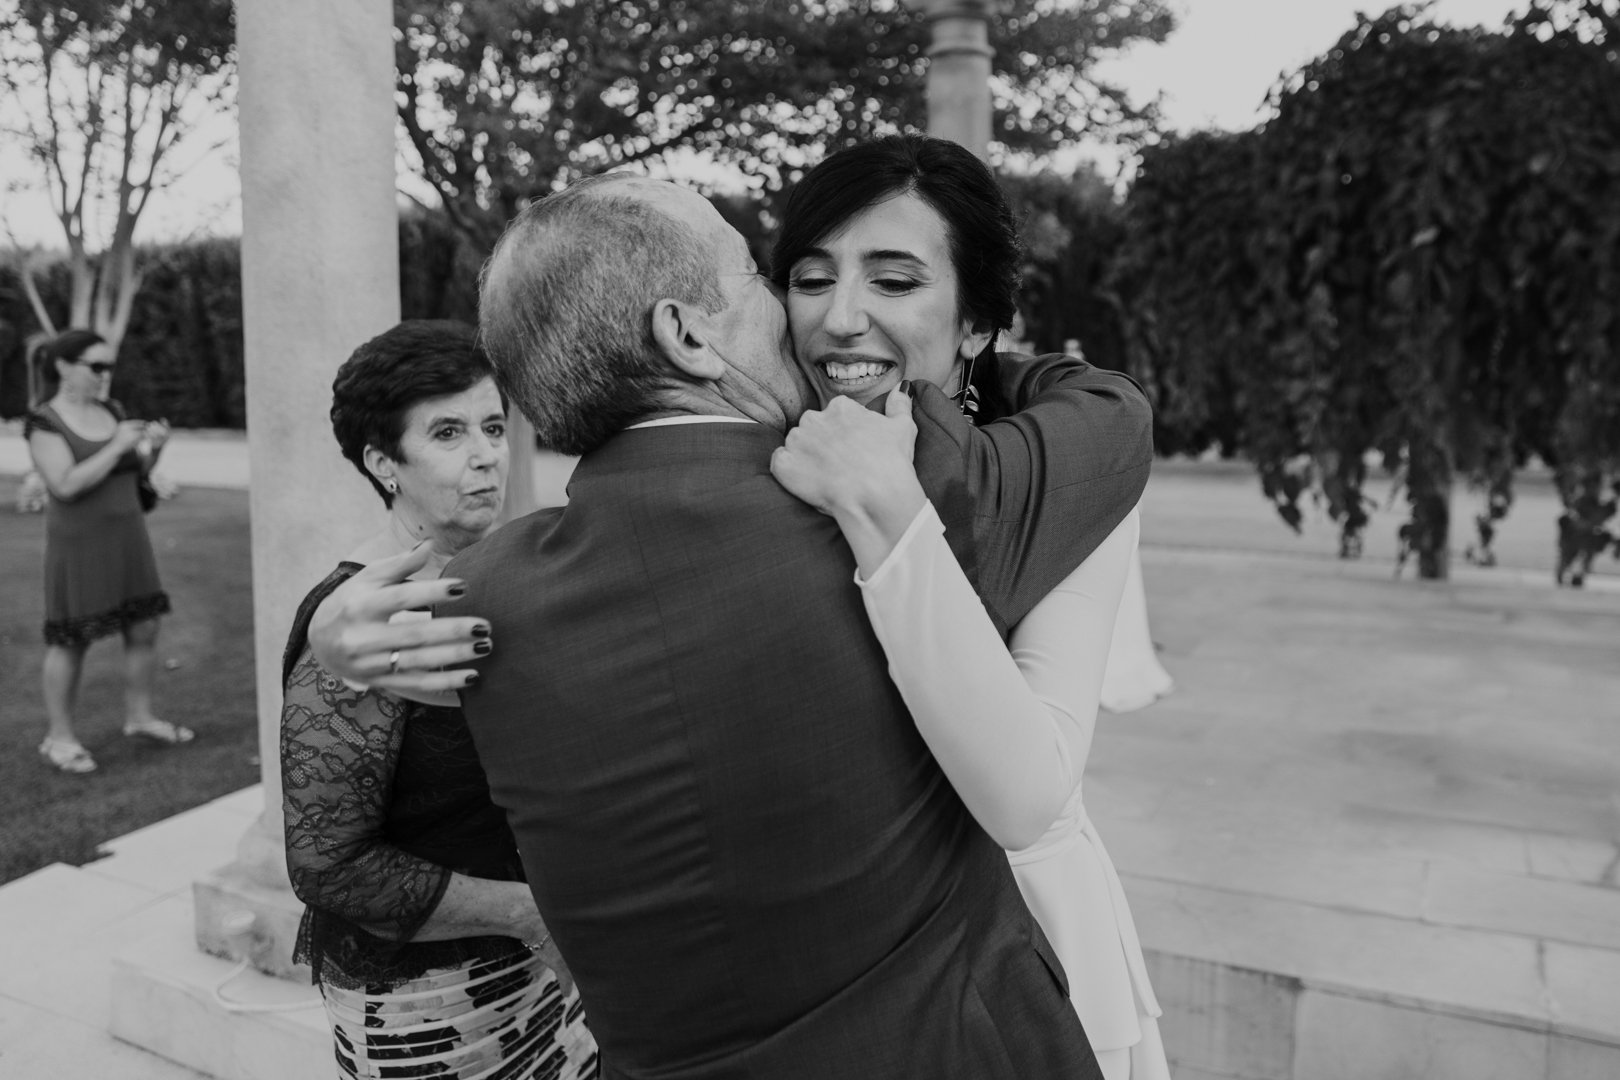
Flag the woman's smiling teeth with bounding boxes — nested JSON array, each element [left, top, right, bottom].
[[820, 359, 894, 384]]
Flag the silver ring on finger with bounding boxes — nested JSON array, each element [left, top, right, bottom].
[[388, 650, 402, 675]]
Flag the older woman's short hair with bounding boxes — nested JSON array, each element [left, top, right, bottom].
[[329, 320, 499, 506]]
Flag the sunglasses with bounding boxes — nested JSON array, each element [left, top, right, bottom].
[[78, 360, 116, 376]]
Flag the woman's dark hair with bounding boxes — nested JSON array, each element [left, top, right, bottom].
[[329, 319, 503, 506], [36, 329, 107, 396], [770, 134, 1027, 420], [41, 328, 107, 365]]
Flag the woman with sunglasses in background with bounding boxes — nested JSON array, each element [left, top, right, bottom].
[[23, 328, 190, 774]]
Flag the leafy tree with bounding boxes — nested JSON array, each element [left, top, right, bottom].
[[1002, 169, 1125, 360], [1110, 131, 1270, 464], [1117, 1, 1620, 580], [394, 0, 1175, 249], [0, 0, 234, 370]]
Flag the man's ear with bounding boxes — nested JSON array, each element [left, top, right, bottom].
[[651, 298, 726, 381]]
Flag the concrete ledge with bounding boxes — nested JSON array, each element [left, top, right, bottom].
[[0, 993, 209, 1080], [1149, 950, 1620, 1080], [110, 911, 328, 1080], [4, 780, 1613, 1080], [1146, 954, 1299, 1080], [1134, 877, 1620, 1080]]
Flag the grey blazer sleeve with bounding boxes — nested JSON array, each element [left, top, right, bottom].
[[910, 352, 1154, 637]]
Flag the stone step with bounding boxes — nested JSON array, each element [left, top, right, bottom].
[[1132, 875, 1620, 1080], [10, 780, 1617, 1079], [110, 909, 328, 1080], [0, 863, 189, 1032], [0, 992, 210, 1080]]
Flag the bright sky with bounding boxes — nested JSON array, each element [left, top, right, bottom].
[[1096, 0, 1528, 134], [0, 0, 1530, 249]]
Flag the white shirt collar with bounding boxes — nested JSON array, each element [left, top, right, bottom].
[[626, 415, 759, 429]]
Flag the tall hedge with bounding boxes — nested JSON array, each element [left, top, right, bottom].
[[0, 210, 475, 425]]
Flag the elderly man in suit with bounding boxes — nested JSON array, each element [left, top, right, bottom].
[[311, 172, 1151, 1078]]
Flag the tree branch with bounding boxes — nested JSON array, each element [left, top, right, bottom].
[[18, 254, 57, 338], [397, 77, 482, 241]]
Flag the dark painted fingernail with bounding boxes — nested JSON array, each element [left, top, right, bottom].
[[473, 640, 492, 655], [462, 671, 480, 687], [471, 624, 492, 638], [446, 582, 466, 597]]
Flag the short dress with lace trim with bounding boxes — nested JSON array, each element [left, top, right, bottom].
[[25, 402, 170, 647], [280, 564, 598, 1079]]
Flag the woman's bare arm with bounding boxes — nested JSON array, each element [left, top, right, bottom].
[[28, 422, 145, 502]]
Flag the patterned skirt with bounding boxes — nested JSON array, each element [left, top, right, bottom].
[[320, 950, 598, 1080]]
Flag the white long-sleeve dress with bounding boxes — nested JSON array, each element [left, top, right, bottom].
[[1101, 544, 1176, 714], [857, 504, 1169, 1080]]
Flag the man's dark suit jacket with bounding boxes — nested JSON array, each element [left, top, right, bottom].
[[447, 357, 1151, 1079], [907, 352, 1152, 635]]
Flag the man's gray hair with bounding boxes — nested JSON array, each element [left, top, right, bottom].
[[478, 175, 725, 456]]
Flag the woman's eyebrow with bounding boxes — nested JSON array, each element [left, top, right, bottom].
[[797, 245, 926, 265], [861, 248, 926, 265]]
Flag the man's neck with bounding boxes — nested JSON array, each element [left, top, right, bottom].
[[641, 385, 773, 428]]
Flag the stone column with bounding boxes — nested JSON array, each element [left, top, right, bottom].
[[904, 0, 996, 158], [499, 413, 541, 522], [194, 0, 401, 975]]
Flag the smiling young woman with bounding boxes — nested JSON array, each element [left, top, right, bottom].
[[786, 191, 990, 404], [769, 135, 1169, 1080]]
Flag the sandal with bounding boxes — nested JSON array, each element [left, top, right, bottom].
[[122, 718, 196, 745], [40, 737, 97, 774]]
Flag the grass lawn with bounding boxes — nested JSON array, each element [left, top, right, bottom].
[[0, 473, 259, 885]]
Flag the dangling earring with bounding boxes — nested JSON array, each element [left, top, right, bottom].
[[950, 351, 982, 426]]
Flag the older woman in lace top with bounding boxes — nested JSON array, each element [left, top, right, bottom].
[[279, 320, 597, 1080]]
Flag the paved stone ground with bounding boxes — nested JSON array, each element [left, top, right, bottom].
[[1141, 457, 1615, 587], [1101, 473, 1620, 1068]]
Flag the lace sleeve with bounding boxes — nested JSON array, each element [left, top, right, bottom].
[[280, 647, 452, 941]]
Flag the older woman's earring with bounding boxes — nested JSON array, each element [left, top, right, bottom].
[[385, 479, 398, 494]]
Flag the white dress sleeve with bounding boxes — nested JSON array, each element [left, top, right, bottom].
[[857, 503, 1139, 851]]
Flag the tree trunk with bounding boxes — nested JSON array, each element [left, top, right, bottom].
[[1407, 436, 1453, 580], [1554, 465, 1618, 587], [18, 262, 56, 409]]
